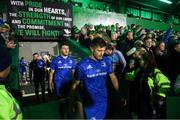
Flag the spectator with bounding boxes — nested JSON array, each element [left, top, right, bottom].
[[165, 41, 180, 94], [104, 44, 127, 118], [154, 41, 167, 72], [0, 44, 23, 119], [117, 31, 134, 56], [126, 53, 170, 119], [79, 27, 90, 48], [105, 44, 126, 74]]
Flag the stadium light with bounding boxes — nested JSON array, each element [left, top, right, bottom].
[[159, 0, 172, 4]]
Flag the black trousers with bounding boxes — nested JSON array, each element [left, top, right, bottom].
[[33, 77, 45, 101], [154, 95, 166, 119]]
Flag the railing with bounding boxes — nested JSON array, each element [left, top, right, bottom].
[[68, 40, 90, 63]]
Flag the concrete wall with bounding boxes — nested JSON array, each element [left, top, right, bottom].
[[127, 17, 180, 31], [72, 7, 180, 31], [72, 6, 127, 29], [19, 42, 58, 63]]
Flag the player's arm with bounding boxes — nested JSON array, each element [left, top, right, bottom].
[[109, 73, 119, 91], [71, 60, 80, 91], [72, 69, 75, 79], [72, 80, 80, 91], [49, 58, 56, 92], [69, 64, 81, 102], [71, 59, 76, 80], [68, 80, 80, 113], [49, 69, 55, 92], [70, 63, 82, 100]]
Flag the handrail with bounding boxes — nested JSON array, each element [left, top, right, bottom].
[[68, 40, 90, 58]]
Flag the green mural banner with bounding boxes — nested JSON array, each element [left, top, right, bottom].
[[7, 0, 72, 41]]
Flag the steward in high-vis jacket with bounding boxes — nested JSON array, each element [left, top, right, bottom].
[[126, 68, 170, 97], [125, 53, 170, 119], [0, 44, 22, 119]]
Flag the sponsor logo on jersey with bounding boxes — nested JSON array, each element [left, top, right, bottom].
[[58, 64, 72, 69], [96, 69, 101, 72], [87, 65, 93, 69], [101, 61, 106, 67], [69, 60, 72, 64], [87, 72, 107, 78]]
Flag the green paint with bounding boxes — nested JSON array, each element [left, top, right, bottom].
[[41, 30, 60, 37], [15, 29, 60, 37], [25, 0, 42, 8], [72, 6, 126, 29], [15, 29, 24, 36], [18, 11, 51, 19], [24, 30, 41, 36], [22, 18, 64, 26], [127, 17, 180, 31]]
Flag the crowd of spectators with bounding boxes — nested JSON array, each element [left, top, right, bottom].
[[71, 22, 180, 118], [71, 23, 180, 94]]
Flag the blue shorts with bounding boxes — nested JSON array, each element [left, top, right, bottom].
[[85, 100, 107, 119], [55, 79, 72, 98], [84, 92, 107, 119]]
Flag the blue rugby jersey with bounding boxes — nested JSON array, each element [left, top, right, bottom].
[[75, 56, 113, 119], [36, 59, 45, 79], [50, 56, 76, 81], [50, 55, 76, 97], [37, 59, 45, 69], [29, 59, 45, 79], [19, 59, 27, 74], [50, 55, 76, 82]]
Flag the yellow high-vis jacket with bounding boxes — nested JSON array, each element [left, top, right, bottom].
[[125, 68, 170, 97], [0, 85, 23, 120]]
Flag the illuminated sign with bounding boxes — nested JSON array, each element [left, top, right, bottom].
[[7, 0, 72, 41]]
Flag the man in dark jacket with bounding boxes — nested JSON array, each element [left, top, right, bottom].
[[29, 53, 45, 103]]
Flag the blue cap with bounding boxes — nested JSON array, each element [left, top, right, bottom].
[[0, 18, 5, 26]]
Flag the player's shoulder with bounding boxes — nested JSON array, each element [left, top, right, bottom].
[[102, 56, 111, 62], [68, 56, 75, 61], [52, 56, 61, 61], [78, 57, 91, 66], [79, 57, 91, 64]]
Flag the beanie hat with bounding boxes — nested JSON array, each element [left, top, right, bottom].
[[0, 44, 12, 72], [1, 23, 10, 29]]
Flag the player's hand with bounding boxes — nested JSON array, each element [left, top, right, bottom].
[[122, 97, 127, 106], [6, 40, 16, 49]]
